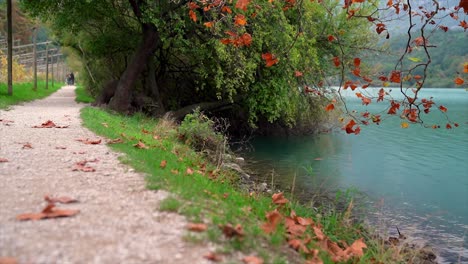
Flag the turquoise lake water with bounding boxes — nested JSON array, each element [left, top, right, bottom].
[[244, 88, 467, 263]]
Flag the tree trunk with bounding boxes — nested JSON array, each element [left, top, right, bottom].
[[108, 23, 160, 112], [146, 59, 165, 114]]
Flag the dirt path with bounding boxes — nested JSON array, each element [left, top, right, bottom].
[[0, 86, 214, 263]]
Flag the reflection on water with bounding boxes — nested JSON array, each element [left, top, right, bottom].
[[243, 88, 468, 263]]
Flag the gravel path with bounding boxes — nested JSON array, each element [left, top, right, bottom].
[[0, 86, 214, 264]]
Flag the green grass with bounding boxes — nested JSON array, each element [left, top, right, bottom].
[[80, 107, 399, 263], [75, 85, 95, 103], [0, 81, 61, 109]]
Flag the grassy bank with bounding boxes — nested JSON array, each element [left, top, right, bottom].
[[75, 85, 95, 104], [0, 81, 61, 109], [81, 107, 403, 263]]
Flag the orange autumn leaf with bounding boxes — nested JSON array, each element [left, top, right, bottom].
[[16, 203, 79, 221], [141, 128, 151, 134], [390, 70, 401, 83], [272, 192, 289, 205], [377, 88, 385, 102], [187, 1, 200, 9], [296, 216, 313, 226], [160, 160, 167, 169], [32, 120, 56, 128], [354, 58, 361, 68], [343, 119, 360, 135], [107, 138, 124, 144], [332, 56, 340, 67], [234, 14, 247, 26], [220, 223, 245, 238], [241, 33, 252, 46], [454, 77, 465, 85], [262, 53, 279, 67], [261, 210, 282, 234], [0, 257, 17, 264], [401, 122, 409, 128], [464, 63, 468, 73], [313, 225, 326, 240], [295, 71, 303, 77], [361, 96, 371, 106], [0, 158, 9, 162], [133, 140, 149, 149], [446, 123, 452, 129], [324, 103, 335, 111], [189, 9, 197, 22], [44, 195, 78, 204], [344, 238, 367, 258], [221, 6, 232, 13], [204, 21, 214, 28], [242, 256, 264, 264], [439, 105, 448, 112], [327, 35, 336, 42], [76, 138, 102, 145], [204, 252, 223, 262], [187, 223, 208, 232], [352, 68, 361, 77], [236, 0, 251, 11], [186, 167, 194, 175]]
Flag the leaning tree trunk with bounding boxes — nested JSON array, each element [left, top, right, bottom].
[[108, 23, 160, 113]]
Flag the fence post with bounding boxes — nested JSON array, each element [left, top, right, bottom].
[[7, 0, 13, 95], [45, 43, 49, 89], [32, 27, 37, 91]]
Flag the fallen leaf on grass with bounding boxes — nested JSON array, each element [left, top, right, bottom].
[[186, 167, 194, 175], [344, 238, 367, 257], [0, 158, 8, 163], [187, 223, 208, 232], [204, 252, 223, 262], [272, 192, 289, 205], [261, 210, 282, 234], [171, 169, 179, 175], [153, 135, 161, 140], [44, 195, 78, 204], [107, 138, 124, 144], [160, 160, 167, 168], [133, 140, 149, 149], [0, 257, 18, 264], [76, 138, 102, 144], [242, 256, 264, 264], [141, 128, 151, 134], [16, 202, 79, 221], [220, 223, 244, 238], [101, 122, 109, 128]]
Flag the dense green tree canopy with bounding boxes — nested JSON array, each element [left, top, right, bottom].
[[20, 0, 375, 134]]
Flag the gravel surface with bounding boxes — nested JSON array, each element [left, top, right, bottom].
[[0, 86, 215, 264]]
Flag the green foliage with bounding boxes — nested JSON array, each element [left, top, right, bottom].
[[0, 81, 60, 109], [178, 108, 225, 153], [74, 85, 94, 104]]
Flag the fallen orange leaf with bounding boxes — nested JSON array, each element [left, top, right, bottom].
[[261, 210, 282, 234], [186, 167, 194, 175], [0, 158, 8, 163], [242, 256, 264, 264], [22, 143, 33, 149], [44, 195, 78, 204], [55, 146, 67, 149], [454, 77, 465, 85], [0, 257, 18, 264], [107, 138, 124, 144], [133, 140, 149, 149], [344, 238, 367, 257], [272, 192, 289, 205], [171, 169, 179, 175], [76, 138, 102, 145], [16, 203, 79, 221], [204, 252, 223, 262], [160, 160, 167, 169], [220, 223, 244, 238], [187, 223, 208, 232]]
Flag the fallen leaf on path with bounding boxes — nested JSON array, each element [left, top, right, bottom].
[[72, 151, 86, 155], [0, 158, 8, 163], [133, 141, 149, 149], [55, 146, 67, 149], [32, 120, 69, 128], [72, 160, 96, 172], [0, 257, 18, 264], [187, 223, 208, 232], [44, 195, 79, 204], [204, 252, 223, 262], [242, 256, 264, 264], [22, 143, 33, 149], [220, 223, 244, 238], [76, 138, 102, 145], [16, 202, 79, 221], [160, 160, 167, 169], [107, 138, 124, 144]]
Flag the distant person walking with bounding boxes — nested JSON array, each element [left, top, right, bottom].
[[67, 72, 75, 85]]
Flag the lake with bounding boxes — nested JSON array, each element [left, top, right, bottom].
[[243, 88, 468, 263]]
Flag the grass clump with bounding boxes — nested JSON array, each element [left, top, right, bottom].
[[75, 85, 95, 103], [0, 81, 60, 109], [80, 106, 402, 263]]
